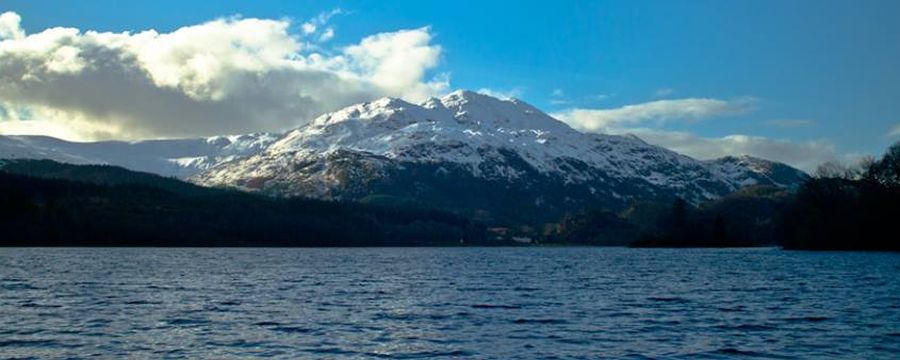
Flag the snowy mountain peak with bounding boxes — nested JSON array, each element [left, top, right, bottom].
[[1, 89, 808, 224], [312, 97, 409, 125], [439, 89, 532, 109], [440, 89, 491, 103], [263, 89, 595, 174], [709, 155, 779, 175], [193, 90, 808, 212], [436, 90, 564, 131], [705, 155, 808, 188], [297, 90, 569, 143], [420, 96, 448, 111]]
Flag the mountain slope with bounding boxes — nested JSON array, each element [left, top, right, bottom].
[[0, 159, 494, 246], [0, 158, 216, 197], [704, 155, 809, 189], [0, 133, 277, 178], [192, 90, 807, 224]]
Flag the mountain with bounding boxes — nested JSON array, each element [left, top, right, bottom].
[[192, 90, 808, 224], [0, 91, 808, 225], [704, 155, 809, 189], [0, 158, 215, 197], [0, 133, 278, 178]]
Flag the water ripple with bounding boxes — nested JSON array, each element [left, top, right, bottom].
[[0, 247, 898, 359]]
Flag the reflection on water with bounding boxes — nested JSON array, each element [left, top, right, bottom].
[[0, 247, 898, 358]]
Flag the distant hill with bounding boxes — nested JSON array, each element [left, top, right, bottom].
[[193, 90, 809, 225], [0, 133, 277, 178], [0, 159, 211, 196], [0, 91, 808, 227], [626, 142, 900, 251], [0, 160, 499, 247]]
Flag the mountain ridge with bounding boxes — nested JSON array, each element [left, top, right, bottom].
[[0, 90, 808, 225], [191, 90, 808, 224], [0, 132, 278, 178]]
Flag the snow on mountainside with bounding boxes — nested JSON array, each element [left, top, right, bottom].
[[0, 89, 807, 224], [192, 90, 807, 223], [0, 133, 278, 178], [704, 155, 809, 189]]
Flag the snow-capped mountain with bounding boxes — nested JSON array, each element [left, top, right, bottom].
[[0, 133, 278, 178], [704, 155, 809, 189], [192, 90, 807, 223]]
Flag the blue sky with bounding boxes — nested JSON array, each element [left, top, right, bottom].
[[1, 0, 899, 170]]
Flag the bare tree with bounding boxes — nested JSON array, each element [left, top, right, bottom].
[[865, 142, 900, 187], [814, 156, 875, 180]]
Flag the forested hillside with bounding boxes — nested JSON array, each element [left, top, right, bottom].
[[0, 160, 496, 246]]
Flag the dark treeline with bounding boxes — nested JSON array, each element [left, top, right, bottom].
[[548, 142, 900, 251], [779, 143, 900, 250], [0, 160, 500, 247], [4, 140, 899, 250], [544, 185, 790, 248], [542, 209, 639, 246], [628, 185, 790, 248]]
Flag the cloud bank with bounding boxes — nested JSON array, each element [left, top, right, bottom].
[[554, 98, 834, 172], [0, 11, 846, 171], [553, 97, 755, 133], [626, 128, 836, 172], [766, 119, 816, 128], [889, 123, 900, 137], [0, 11, 447, 140]]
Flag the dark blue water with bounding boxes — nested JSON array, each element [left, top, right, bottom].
[[0, 248, 898, 359]]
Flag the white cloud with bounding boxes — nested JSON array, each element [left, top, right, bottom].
[[592, 94, 611, 101], [767, 119, 815, 128], [344, 27, 446, 101], [620, 128, 835, 172], [300, 8, 342, 42], [301, 23, 317, 34], [318, 27, 335, 42], [548, 88, 571, 105], [476, 87, 523, 100], [654, 88, 674, 97], [0, 12, 24, 40], [0, 11, 447, 140], [888, 123, 900, 137], [0, 119, 87, 140], [552, 98, 836, 171], [553, 97, 755, 133]]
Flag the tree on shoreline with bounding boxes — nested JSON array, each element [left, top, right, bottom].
[[780, 142, 900, 251]]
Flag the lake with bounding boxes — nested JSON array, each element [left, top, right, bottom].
[[0, 247, 898, 359]]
